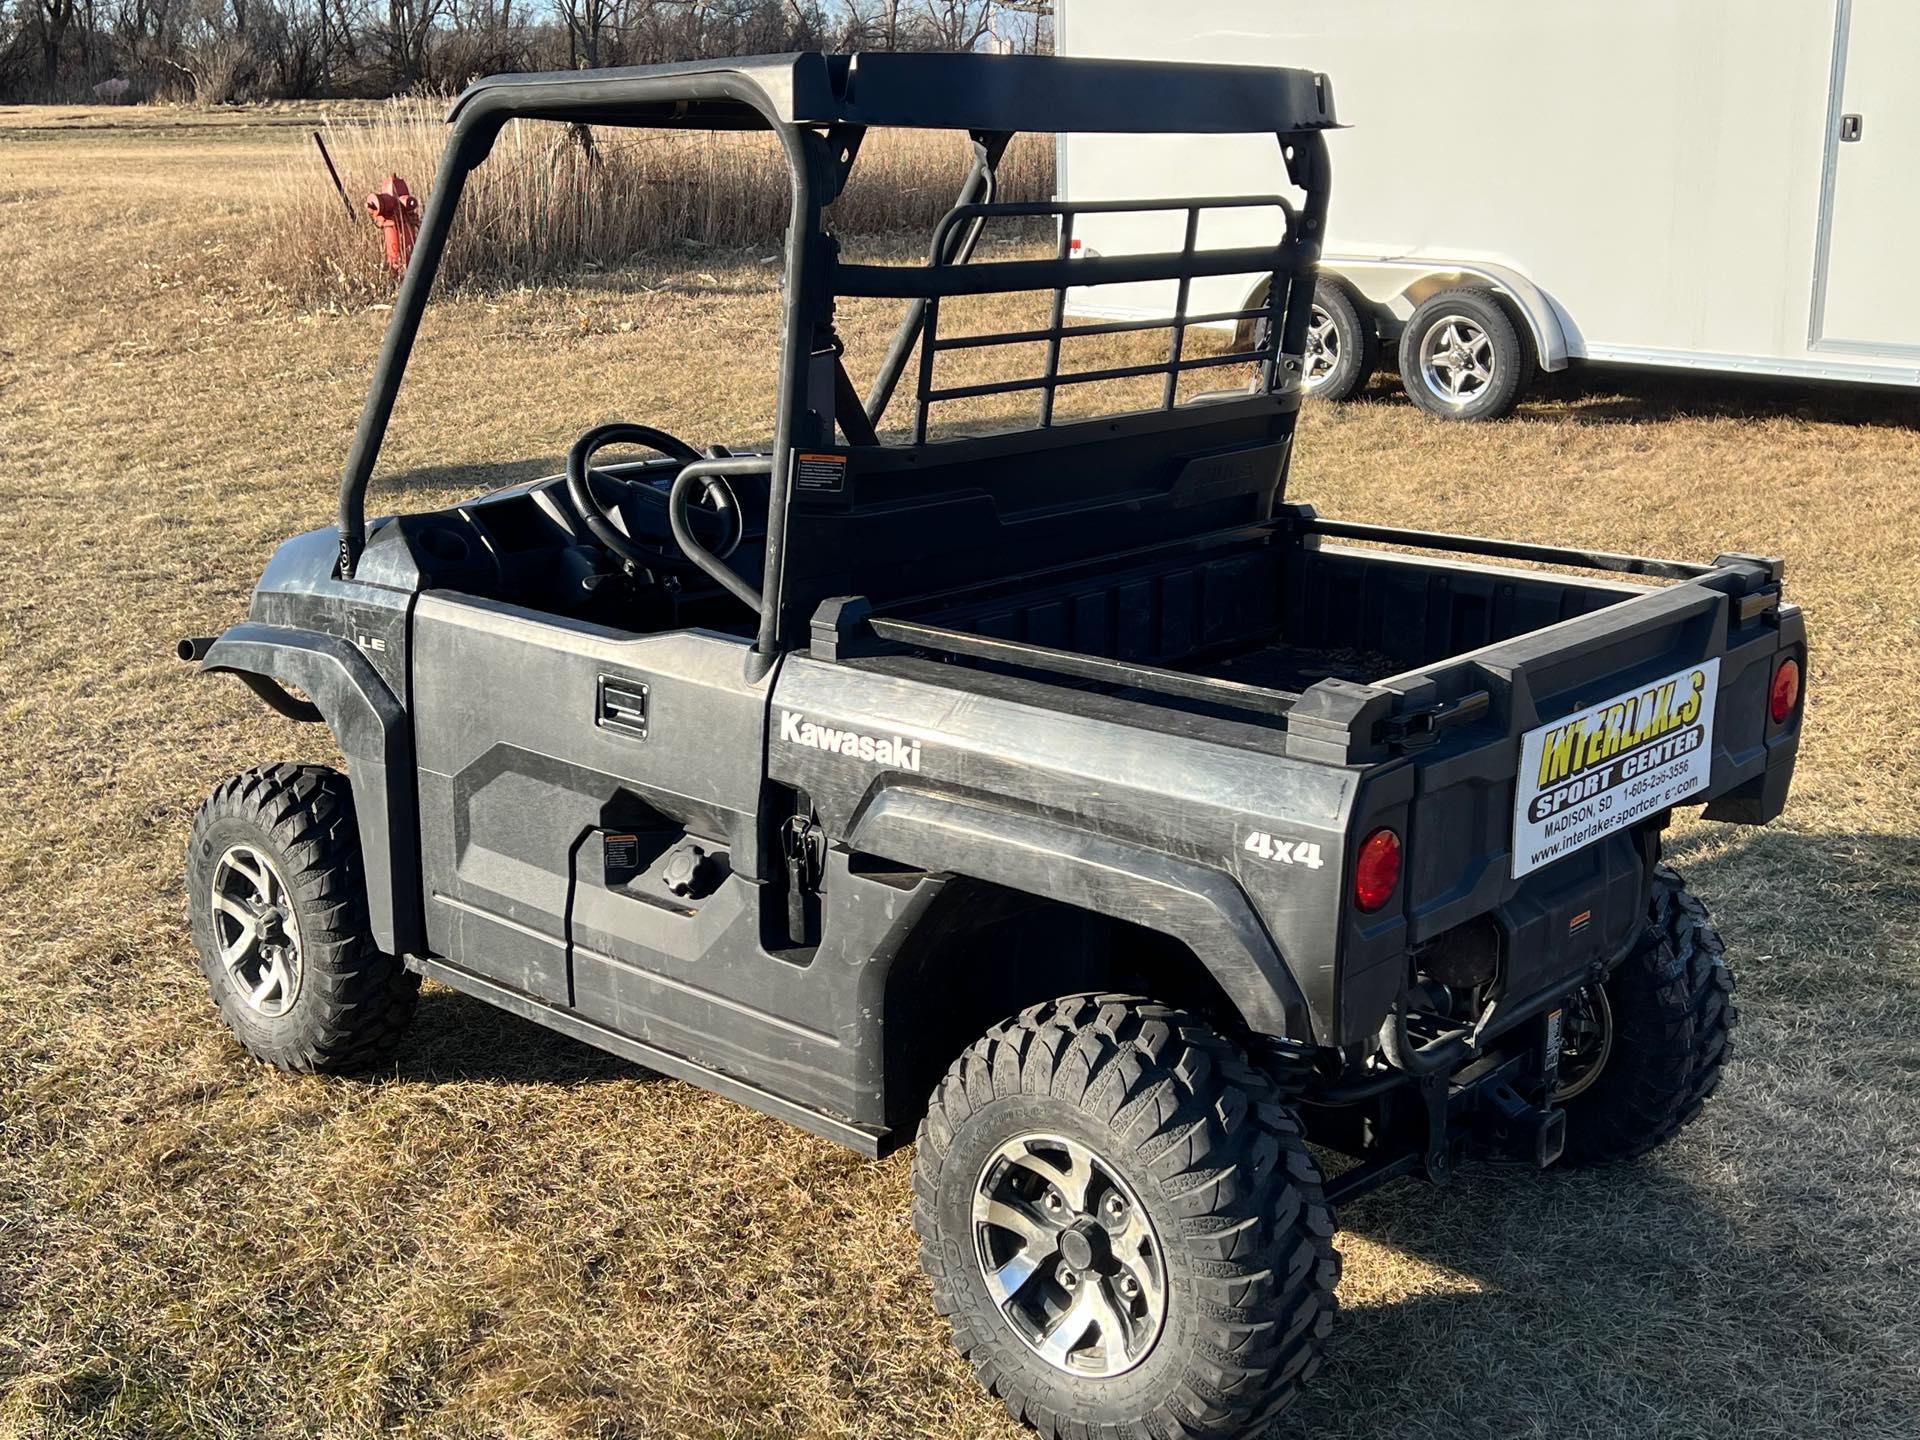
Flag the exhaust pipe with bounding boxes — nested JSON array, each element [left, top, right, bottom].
[[176, 636, 216, 663]]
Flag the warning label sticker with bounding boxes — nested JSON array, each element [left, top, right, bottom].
[[1512, 658, 1720, 879], [794, 451, 848, 493]]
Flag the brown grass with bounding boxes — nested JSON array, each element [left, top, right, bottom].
[[3, 114, 1920, 1440], [246, 99, 1053, 306]]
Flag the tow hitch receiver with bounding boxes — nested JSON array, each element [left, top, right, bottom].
[[1482, 1083, 1568, 1169], [1313, 1009, 1572, 1205]]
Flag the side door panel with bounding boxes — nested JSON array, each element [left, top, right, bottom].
[[410, 594, 769, 1005], [408, 593, 905, 1125]]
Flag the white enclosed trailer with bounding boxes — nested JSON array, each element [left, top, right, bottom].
[[1056, 0, 1920, 418]]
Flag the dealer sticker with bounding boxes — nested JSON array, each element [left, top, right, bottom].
[[1512, 658, 1719, 879]]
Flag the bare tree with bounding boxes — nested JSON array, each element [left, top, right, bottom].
[[36, 0, 80, 83], [370, 0, 439, 84], [1, 0, 1057, 105], [915, 0, 991, 51]]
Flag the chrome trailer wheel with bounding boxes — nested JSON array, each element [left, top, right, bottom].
[[1303, 303, 1342, 392], [1398, 286, 1534, 420], [1417, 315, 1497, 408]]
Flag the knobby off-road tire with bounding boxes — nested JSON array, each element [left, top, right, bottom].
[[1559, 866, 1735, 1166], [187, 763, 419, 1073], [913, 994, 1340, 1440]]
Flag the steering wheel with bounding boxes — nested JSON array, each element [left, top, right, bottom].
[[563, 422, 742, 575]]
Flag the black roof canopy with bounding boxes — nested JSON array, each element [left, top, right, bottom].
[[447, 51, 1336, 136]]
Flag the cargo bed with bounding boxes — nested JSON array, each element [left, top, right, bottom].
[[863, 505, 1706, 733]]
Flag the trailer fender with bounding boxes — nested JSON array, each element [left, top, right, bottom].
[[199, 622, 422, 955], [1322, 258, 1571, 372], [850, 787, 1313, 1041]]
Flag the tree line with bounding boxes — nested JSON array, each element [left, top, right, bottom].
[[0, 0, 1053, 104]]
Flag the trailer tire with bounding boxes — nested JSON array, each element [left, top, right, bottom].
[[913, 993, 1339, 1440], [1557, 866, 1735, 1166], [1302, 279, 1379, 401], [187, 763, 420, 1074], [1398, 287, 1535, 420]]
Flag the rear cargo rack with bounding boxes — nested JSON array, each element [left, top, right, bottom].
[[835, 194, 1308, 443]]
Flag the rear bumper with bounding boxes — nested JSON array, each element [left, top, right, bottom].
[[1338, 823, 1652, 1053]]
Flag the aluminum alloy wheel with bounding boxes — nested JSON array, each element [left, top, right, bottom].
[[1552, 983, 1614, 1102], [1302, 303, 1340, 391], [972, 1133, 1167, 1378], [1419, 314, 1496, 406], [210, 844, 303, 1018]]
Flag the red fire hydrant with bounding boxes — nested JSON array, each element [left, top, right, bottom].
[[366, 174, 421, 276]]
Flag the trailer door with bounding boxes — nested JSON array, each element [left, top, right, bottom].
[[1815, 0, 1920, 351]]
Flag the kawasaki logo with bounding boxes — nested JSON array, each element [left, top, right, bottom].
[[779, 710, 922, 771]]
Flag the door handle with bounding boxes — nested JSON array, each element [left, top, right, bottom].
[[596, 675, 650, 738], [1841, 114, 1864, 142]]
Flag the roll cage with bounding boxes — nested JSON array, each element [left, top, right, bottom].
[[334, 51, 1338, 673]]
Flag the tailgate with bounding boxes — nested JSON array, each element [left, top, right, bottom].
[[1335, 555, 1804, 1030]]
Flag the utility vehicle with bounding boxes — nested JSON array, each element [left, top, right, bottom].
[[179, 53, 1805, 1440]]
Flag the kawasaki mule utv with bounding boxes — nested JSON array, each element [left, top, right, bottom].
[[178, 52, 1805, 1440]]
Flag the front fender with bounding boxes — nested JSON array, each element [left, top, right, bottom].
[[200, 622, 422, 955], [851, 787, 1313, 1042]]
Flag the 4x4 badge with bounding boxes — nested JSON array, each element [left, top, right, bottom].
[[1242, 830, 1325, 869]]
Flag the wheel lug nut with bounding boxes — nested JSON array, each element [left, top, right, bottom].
[[1058, 1267, 1078, 1289], [1044, 1192, 1063, 1212], [1119, 1274, 1138, 1297]]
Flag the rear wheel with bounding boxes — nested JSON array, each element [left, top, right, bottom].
[[913, 994, 1339, 1440], [1557, 866, 1735, 1165], [187, 763, 419, 1073], [1398, 287, 1535, 420]]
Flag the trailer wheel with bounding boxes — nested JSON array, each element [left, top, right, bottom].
[[1398, 287, 1536, 420], [913, 994, 1339, 1440], [1302, 279, 1380, 401], [1556, 866, 1736, 1165], [187, 763, 420, 1073]]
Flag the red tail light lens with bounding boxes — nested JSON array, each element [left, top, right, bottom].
[[1353, 828, 1402, 912], [1769, 657, 1801, 724]]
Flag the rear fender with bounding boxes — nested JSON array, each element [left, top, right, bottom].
[[851, 787, 1313, 1042], [200, 622, 422, 955]]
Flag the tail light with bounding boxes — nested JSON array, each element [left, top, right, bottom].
[[1353, 828, 1402, 912], [1769, 656, 1802, 724]]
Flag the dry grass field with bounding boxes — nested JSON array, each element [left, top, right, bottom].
[[3, 109, 1919, 1440]]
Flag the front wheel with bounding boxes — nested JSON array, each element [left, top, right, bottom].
[[1557, 865, 1736, 1165], [913, 995, 1339, 1440], [187, 763, 420, 1073]]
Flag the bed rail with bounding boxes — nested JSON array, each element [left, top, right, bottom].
[[866, 615, 1302, 721]]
